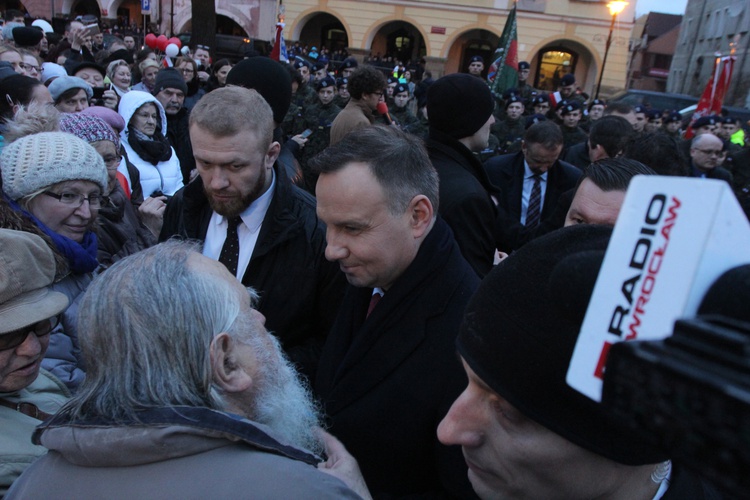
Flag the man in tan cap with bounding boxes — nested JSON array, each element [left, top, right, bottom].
[[0, 229, 70, 495]]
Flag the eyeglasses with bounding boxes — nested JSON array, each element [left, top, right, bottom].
[[43, 191, 106, 208], [20, 63, 40, 73], [694, 149, 724, 157], [0, 317, 59, 351], [102, 155, 121, 170], [180, 67, 194, 74]]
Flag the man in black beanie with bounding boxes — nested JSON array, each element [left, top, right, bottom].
[[153, 68, 194, 184], [438, 225, 717, 500], [225, 56, 302, 185], [426, 72, 499, 278]]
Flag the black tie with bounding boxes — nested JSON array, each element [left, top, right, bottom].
[[218, 216, 242, 277], [526, 174, 542, 228]]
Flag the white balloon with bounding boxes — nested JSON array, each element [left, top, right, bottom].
[[181, 46, 190, 55], [165, 43, 179, 57]]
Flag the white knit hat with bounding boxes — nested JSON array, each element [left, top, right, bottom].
[[0, 132, 108, 201]]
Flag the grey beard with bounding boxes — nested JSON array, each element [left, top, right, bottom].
[[250, 334, 325, 457]]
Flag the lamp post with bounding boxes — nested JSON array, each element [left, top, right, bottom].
[[595, 1, 628, 99]]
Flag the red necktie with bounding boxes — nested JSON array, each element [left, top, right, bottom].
[[366, 292, 382, 318]]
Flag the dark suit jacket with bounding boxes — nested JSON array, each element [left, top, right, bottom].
[[315, 217, 479, 499], [484, 151, 581, 223]]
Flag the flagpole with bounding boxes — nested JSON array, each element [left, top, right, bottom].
[[595, 2, 628, 100]]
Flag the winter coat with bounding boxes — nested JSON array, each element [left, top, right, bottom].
[[0, 370, 69, 497], [118, 91, 183, 197], [6, 406, 360, 499]]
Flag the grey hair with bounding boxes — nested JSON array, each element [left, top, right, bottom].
[[61, 240, 245, 422]]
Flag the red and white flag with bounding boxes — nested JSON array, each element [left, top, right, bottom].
[[685, 55, 735, 139]]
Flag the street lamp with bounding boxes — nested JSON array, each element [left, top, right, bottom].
[[595, 1, 628, 99]]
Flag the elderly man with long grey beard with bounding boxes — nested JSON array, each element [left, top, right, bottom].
[[6, 241, 369, 499]]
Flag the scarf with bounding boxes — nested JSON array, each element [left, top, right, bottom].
[[7, 197, 99, 274], [127, 125, 172, 165]]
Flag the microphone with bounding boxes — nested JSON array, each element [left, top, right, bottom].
[[377, 101, 393, 125]]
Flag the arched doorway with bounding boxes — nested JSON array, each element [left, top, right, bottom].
[[298, 12, 347, 53], [370, 21, 425, 65], [0, 1, 27, 16], [445, 29, 499, 76], [530, 39, 598, 95], [216, 14, 247, 36], [535, 47, 577, 91], [71, 0, 101, 18]]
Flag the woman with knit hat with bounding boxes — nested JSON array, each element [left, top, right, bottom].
[[0, 132, 108, 391], [59, 113, 157, 267]]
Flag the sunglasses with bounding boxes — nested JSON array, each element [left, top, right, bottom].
[[0, 317, 59, 351], [196, 44, 210, 51]]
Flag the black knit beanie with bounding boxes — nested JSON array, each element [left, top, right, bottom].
[[226, 57, 292, 124], [152, 68, 188, 96], [426, 73, 494, 139], [458, 224, 668, 466]]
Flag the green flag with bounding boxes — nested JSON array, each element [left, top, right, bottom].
[[488, 5, 519, 97]]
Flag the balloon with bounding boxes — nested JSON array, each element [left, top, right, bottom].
[[180, 46, 190, 56], [156, 34, 169, 52], [168, 37, 182, 49], [165, 43, 179, 58], [145, 33, 157, 49]]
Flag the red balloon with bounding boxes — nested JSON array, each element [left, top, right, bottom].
[[156, 34, 169, 52], [145, 33, 157, 49], [168, 37, 181, 49]]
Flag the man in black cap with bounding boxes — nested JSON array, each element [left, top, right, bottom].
[[645, 109, 664, 134], [338, 56, 357, 78], [311, 61, 328, 84], [516, 60, 535, 101], [492, 93, 526, 154], [390, 82, 425, 137], [633, 104, 648, 134], [333, 77, 349, 108], [438, 224, 713, 499], [485, 121, 580, 238], [152, 68, 194, 185], [160, 85, 345, 381], [531, 93, 551, 117], [426, 72, 499, 277], [559, 101, 588, 151], [467, 55, 484, 78], [295, 75, 342, 192], [581, 98, 606, 133], [556, 73, 584, 107], [663, 111, 683, 138]]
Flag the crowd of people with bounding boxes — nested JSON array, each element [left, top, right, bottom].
[[0, 9, 745, 499]]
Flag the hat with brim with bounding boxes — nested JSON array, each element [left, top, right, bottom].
[[0, 229, 69, 334]]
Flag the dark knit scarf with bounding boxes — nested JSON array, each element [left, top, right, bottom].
[[127, 125, 172, 165], [7, 196, 99, 274]]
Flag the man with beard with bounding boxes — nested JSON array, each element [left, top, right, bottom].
[[152, 68, 195, 184], [160, 87, 345, 380], [6, 242, 366, 499]]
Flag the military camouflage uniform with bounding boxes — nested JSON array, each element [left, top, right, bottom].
[[492, 116, 525, 154], [297, 100, 342, 192]]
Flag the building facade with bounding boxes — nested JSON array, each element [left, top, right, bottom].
[[667, 0, 750, 108], [12, 0, 635, 96]]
